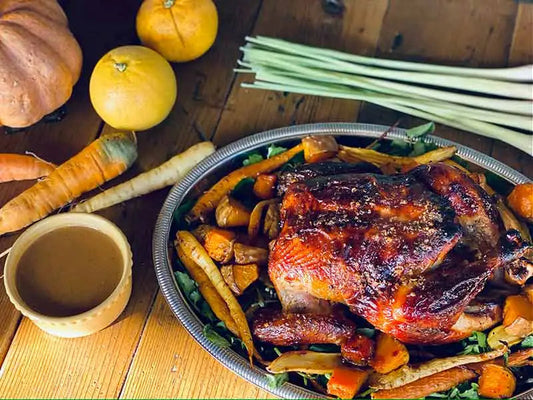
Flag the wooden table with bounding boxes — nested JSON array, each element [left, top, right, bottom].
[[0, 0, 531, 398]]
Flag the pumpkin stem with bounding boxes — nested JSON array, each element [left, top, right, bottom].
[[163, 0, 175, 8], [114, 62, 127, 72]]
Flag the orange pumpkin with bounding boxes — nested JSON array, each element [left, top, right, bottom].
[[0, 0, 82, 128], [136, 0, 218, 63]]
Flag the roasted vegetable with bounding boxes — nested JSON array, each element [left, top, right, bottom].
[[215, 195, 251, 228], [507, 183, 533, 222], [487, 325, 522, 349], [187, 143, 304, 222], [253, 174, 277, 200], [369, 332, 409, 374], [175, 241, 238, 335], [478, 364, 516, 399], [267, 351, 343, 374], [193, 225, 236, 263], [371, 367, 477, 399], [302, 136, 339, 163], [525, 284, 533, 304], [233, 243, 268, 265], [337, 145, 456, 171], [175, 231, 255, 362], [221, 263, 259, 295], [503, 294, 533, 331], [369, 348, 506, 390], [248, 199, 277, 239], [327, 366, 369, 399], [263, 202, 281, 239]]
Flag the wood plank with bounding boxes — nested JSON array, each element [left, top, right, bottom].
[[0, 0, 263, 398], [358, 0, 518, 157], [120, 294, 276, 399], [122, 1, 388, 398], [213, 0, 389, 146], [0, 0, 120, 367], [490, 3, 533, 179]]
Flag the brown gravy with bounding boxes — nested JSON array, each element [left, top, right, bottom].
[[16, 226, 123, 317]]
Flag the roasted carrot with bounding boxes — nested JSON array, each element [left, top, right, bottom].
[[0, 132, 137, 235], [371, 367, 477, 399], [176, 231, 255, 363], [187, 143, 303, 223], [72, 142, 214, 213], [0, 153, 55, 183], [253, 174, 277, 200], [327, 366, 369, 399], [369, 332, 409, 374], [478, 364, 516, 399], [503, 294, 533, 327], [176, 240, 239, 335], [507, 183, 533, 222]]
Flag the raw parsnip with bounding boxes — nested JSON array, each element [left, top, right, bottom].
[[72, 142, 215, 213]]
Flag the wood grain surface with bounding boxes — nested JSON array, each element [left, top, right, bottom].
[[0, 0, 531, 398]]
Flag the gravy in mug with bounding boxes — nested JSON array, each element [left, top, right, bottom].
[[15, 226, 123, 317]]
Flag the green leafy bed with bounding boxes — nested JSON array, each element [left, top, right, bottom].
[[172, 124, 533, 398]]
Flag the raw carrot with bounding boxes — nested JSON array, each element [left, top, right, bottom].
[[0, 153, 55, 183], [71, 142, 215, 213], [0, 132, 137, 235], [327, 366, 369, 399], [187, 143, 303, 223]]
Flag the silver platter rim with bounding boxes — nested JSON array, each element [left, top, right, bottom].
[[152, 122, 532, 399]]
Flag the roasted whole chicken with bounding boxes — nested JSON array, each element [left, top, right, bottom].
[[253, 162, 530, 360]]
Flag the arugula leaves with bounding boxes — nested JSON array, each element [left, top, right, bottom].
[[203, 324, 231, 348], [174, 270, 216, 322], [172, 198, 195, 230], [241, 144, 288, 167], [266, 372, 289, 389], [521, 335, 533, 348], [458, 331, 489, 355], [267, 144, 287, 158], [242, 152, 264, 166]]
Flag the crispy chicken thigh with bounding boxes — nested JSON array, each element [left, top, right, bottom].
[[253, 162, 529, 346]]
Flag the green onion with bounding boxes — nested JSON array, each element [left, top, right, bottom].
[[238, 36, 533, 154]]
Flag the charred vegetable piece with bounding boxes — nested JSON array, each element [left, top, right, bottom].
[[175, 241, 238, 335], [302, 135, 339, 163], [487, 325, 522, 349], [507, 183, 533, 222], [503, 295, 533, 332], [253, 174, 277, 200], [478, 364, 516, 399], [233, 243, 268, 265], [215, 195, 251, 228], [337, 145, 456, 171], [248, 199, 278, 239], [327, 366, 369, 399], [221, 263, 259, 295], [267, 351, 343, 374], [263, 202, 281, 239], [368, 348, 506, 390], [369, 332, 409, 374], [193, 225, 236, 263], [371, 367, 477, 399], [187, 143, 303, 222], [175, 231, 255, 362]]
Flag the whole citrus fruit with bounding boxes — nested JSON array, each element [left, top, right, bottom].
[[136, 0, 218, 63], [89, 46, 177, 131]]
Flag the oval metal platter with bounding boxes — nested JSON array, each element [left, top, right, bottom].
[[153, 123, 532, 399]]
